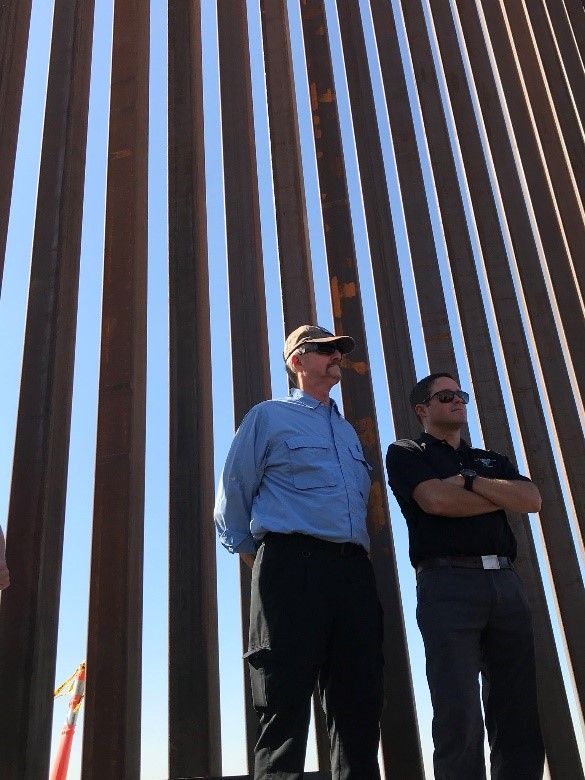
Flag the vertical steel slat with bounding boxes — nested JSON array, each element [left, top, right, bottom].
[[335, 0, 418, 441], [477, 0, 585, 428], [168, 0, 222, 776], [542, 0, 585, 126], [397, 0, 510, 440], [522, 0, 585, 158], [562, 0, 585, 61], [299, 2, 424, 776], [217, 0, 271, 422], [0, 1, 95, 776], [0, 0, 33, 291], [81, 0, 149, 775], [369, 0, 459, 379], [429, 2, 585, 767], [260, 0, 316, 332], [217, 1, 271, 771], [499, 0, 585, 285]]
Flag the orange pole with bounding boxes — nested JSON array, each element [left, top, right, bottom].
[[50, 663, 86, 780]]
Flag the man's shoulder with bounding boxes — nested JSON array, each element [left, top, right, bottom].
[[241, 395, 307, 423], [235, 399, 279, 432], [386, 439, 427, 473], [388, 437, 424, 454], [263, 394, 310, 411], [245, 396, 293, 413]]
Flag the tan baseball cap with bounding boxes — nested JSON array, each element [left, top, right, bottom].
[[283, 325, 355, 361]]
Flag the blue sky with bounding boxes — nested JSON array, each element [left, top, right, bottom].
[[0, 0, 580, 777]]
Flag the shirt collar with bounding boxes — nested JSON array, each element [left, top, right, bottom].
[[418, 430, 470, 451], [289, 387, 339, 414]]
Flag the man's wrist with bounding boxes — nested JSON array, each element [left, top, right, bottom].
[[460, 469, 477, 492]]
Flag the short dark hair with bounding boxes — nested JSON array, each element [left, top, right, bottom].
[[410, 372, 456, 425]]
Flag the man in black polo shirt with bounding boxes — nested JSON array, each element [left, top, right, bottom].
[[386, 372, 544, 780]]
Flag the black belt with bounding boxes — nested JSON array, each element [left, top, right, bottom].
[[263, 532, 367, 558], [416, 555, 513, 575]]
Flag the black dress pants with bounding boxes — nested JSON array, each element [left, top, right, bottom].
[[245, 533, 384, 780], [416, 567, 544, 780]]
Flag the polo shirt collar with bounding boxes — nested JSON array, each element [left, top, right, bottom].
[[418, 430, 471, 451], [289, 387, 339, 414]]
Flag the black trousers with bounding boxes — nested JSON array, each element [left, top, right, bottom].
[[416, 567, 545, 780], [245, 533, 384, 780]]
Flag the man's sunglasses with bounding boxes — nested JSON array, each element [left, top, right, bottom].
[[297, 342, 340, 356], [423, 389, 470, 405]]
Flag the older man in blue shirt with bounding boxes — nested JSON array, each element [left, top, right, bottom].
[[215, 325, 383, 780]]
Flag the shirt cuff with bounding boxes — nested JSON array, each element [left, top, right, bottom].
[[219, 530, 258, 555]]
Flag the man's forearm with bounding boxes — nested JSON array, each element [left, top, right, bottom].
[[470, 476, 541, 513], [414, 478, 500, 516]]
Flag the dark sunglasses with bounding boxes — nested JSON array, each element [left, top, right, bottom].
[[298, 342, 340, 356], [423, 389, 470, 405]]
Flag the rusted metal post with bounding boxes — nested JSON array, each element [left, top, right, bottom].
[[0, 0, 33, 291], [168, 0, 222, 776], [81, 0, 149, 776], [518, 0, 585, 184], [559, 0, 585, 68], [499, 0, 585, 287], [395, 0, 509, 433], [299, 2, 424, 776], [477, 0, 585, 399], [369, 0, 458, 381], [217, 0, 271, 771], [0, 1, 95, 777], [542, 0, 585, 125], [335, 0, 418, 441], [428, 2, 585, 769], [260, 0, 315, 333]]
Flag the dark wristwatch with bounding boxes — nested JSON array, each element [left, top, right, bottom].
[[460, 468, 477, 492]]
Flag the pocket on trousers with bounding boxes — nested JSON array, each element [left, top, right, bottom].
[[416, 568, 438, 605], [244, 648, 269, 709]]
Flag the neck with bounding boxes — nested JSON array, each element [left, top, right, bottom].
[[297, 381, 332, 405], [425, 424, 461, 449]]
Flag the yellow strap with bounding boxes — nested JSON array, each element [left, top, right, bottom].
[[54, 662, 86, 699]]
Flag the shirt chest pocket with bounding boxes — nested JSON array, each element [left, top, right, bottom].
[[349, 443, 372, 498], [286, 436, 337, 490]]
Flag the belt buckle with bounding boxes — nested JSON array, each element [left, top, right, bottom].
[[481, 555, 500, 570]]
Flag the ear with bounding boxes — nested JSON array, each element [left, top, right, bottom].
[[415, 402, 427, 421], [290, 353, 302, 374]]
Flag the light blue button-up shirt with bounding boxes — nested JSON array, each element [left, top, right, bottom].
[[214, 388, 372, 554]]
